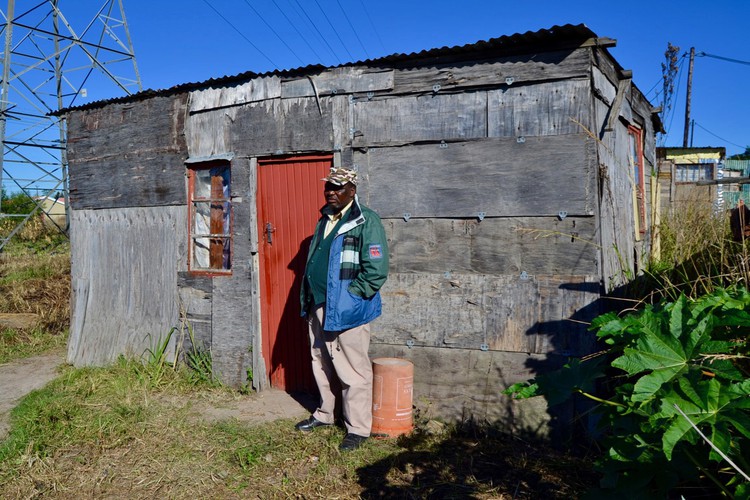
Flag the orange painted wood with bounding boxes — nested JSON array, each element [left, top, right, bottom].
[[256, 155, 332, 391]]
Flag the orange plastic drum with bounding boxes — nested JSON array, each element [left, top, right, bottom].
[[371, 357, 414, 437]]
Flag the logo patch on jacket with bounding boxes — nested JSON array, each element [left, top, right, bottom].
[[369, 244, 383, 259]]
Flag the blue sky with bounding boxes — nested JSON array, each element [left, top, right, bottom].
[[54, 0, 750, 158]]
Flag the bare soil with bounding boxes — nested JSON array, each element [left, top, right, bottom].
[[0, 349, 314, 440], [0, 349, 64, 439]]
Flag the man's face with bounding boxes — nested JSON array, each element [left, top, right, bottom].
[[324, 182, 355, 213]]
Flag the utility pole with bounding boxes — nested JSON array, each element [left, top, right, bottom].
[[683, 47, 695, 147]]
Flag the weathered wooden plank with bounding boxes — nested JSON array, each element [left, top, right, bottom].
[[67, 206, 187, 367], [594, 98, 640, 291], [281, 67, 394, 98], [373, 272, 599, 354], [331, 94, 351, 153], [591, 65, 616, 105], [177, 272, 212, 354], [605, 79, 631, 132], [188, 76, 282, 112], [383, 216, 599, 276], [392, 48, 591, 93], [246, 157, 267, 390], [184, 108, 232, 159], [535, 276, 601, 355], [353, 92, 488, 143], [228, 97, 334, 156], [488, 79, 592, 137], [354, 135, 596, 218], [369, 344, 556, 426], [249, 252, 268, 391], [212, 262, 255, 388], [67, 95, 189, 210], [230, 158, 253, 263]]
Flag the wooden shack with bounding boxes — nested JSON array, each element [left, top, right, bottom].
[[61, 24, 659, 427], [656, 146, 726, 212]]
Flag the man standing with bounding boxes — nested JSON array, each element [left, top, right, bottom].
[[297, 166, 389, 451]]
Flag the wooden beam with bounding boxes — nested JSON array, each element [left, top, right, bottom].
[[604, 78, 631, 133], [697, 177, 750, 186], [580, 37, 617, 48]]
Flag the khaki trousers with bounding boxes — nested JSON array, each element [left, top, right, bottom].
[[308, 306, 373, 437]]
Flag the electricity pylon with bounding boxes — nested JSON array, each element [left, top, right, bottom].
[[0, 0, 141, 249]]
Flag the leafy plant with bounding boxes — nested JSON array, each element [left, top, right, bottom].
[[181, 321, 218, 386], [505, 287, 750, 498]]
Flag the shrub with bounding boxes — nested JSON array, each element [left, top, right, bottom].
[[506, 288, 750, 498]]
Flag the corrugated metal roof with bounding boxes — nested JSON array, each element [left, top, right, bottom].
[[56, 23, 602, 114], [725, 159, 750, 172]]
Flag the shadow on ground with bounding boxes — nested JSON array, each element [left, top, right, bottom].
[[356, 424, 597, 499]]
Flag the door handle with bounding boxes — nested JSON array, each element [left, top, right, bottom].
[[265, 222, 275, 244]]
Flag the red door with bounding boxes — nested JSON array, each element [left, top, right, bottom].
[[256, 155, 332, 391]]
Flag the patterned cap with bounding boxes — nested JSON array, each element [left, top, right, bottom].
[[322, 166, 358, 186]]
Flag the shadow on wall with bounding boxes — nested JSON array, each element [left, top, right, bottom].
[[521, 280, 607, 445], [518, 275, 670, 446], [269, 235, 316, 394]]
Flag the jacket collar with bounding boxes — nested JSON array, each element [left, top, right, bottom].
[[320, 195, 365, 234]]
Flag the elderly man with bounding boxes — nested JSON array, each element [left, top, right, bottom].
[[296, 166, 389, 451]]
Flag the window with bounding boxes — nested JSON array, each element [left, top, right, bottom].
[[628, 126, 646, 235], [187, 162, 232, 273], [675, 163, 714, 183]]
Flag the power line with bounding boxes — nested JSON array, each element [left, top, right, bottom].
[[199, 0, 279, 70], [242, 0, 305, 65], [291, 0, 341, 64], [270, 0, 325, 63], [312, 0, 354, 61], [697, 52, 750, 67], [335, 0, 369, 59], [644, 75, 662, 101], [693, 121, 746, 149], [357, 0, 385, 54]]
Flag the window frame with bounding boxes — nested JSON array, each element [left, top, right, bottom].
[[674, 163, 715, 183], [187, 160, 233, 276], [628, 125, 647, 236]]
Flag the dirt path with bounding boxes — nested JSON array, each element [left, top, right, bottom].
[[0, 350, 65, 439], [0, 350, 314, 440]]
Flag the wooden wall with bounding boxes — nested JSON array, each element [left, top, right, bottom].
[[67, 94, 189, 210], [65, 42, 657, 422], [68, 206, 186, 366], [590, 57, 658, 292]]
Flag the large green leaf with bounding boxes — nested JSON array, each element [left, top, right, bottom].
[[613, 334, 688, 402], [668, 295, 688, 339], [660, 377, 750, 460], [659, 379, 720, 459]]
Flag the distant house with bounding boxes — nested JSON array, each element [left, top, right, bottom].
[[656, 147, 726, 212], [723, 159, 750, 208], [33, 195, 66, 229], [58, 24, 659, 427]]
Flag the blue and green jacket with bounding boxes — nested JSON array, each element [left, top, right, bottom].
[[300, 196, 389, 331]]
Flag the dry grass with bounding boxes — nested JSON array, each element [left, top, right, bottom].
[[0, 361, 596, 499], [644, 199, 750, 301], [0, 224, 596, 498], [0, 239, 70, 361]]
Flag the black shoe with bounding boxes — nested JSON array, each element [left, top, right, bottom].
[[295, 416, 331, 432], [339, 433, 368, 451]]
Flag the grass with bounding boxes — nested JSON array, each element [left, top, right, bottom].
[[0, 327, 67, 364], [0, 239, 594, 497], [0, 357, 595, 498], [643, 199, 750, 302], [0, 234, 70, 363]]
